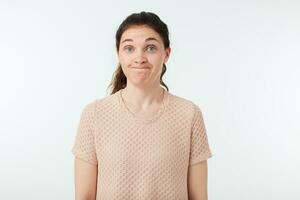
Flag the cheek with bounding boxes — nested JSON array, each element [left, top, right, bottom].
[[119, 54, 133, 66], [118, 53, 125, 64], [149, 54, 165, 66]]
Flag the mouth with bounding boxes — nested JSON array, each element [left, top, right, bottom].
[[132, 67, 150, 69]]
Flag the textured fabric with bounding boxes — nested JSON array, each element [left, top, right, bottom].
[[71, 89, 213, 199]]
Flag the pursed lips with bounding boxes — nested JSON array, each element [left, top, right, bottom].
[[132, 66, 150, 69]]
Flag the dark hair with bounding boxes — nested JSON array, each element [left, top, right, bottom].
[[107, 11, 170, 95]]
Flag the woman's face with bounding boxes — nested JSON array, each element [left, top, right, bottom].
[[118, 25, 171, 87]]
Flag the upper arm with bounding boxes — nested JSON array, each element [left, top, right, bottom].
[[188, 104, 212, 199], [189, 104, 213, 166], [71, 101, 99, 199], [187, 160, 208, 200], [74, 158, 98, 200]]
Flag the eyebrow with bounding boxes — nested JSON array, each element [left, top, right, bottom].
[[121, 37, 159, 44]]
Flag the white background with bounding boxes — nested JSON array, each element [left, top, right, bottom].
[[0, 0, 299, 199]]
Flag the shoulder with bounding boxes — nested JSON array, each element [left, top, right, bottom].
[[169, 92, 202, 111], [168, 92, 203, 120], [81, 92, 119, 115]]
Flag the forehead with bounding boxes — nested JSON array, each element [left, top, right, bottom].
[[120, 25, 163, 43]]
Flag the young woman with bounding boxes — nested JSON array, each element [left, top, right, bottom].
[[72, 11, 213, 200]]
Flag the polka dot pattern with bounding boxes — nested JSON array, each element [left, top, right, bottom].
[[71, 89, 213, 199]]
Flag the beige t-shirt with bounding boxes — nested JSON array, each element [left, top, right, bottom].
[[71, 89, 213, 199]]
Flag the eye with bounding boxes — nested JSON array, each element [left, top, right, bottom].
[[123, 46, 134, 53], [146, 45, 157, 53]]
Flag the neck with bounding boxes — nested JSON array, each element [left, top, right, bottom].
[[121, 84, 165, 110]]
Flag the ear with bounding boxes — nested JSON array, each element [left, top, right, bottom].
[[164, 47, 171, 63]]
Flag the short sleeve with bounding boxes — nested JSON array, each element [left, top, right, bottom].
[[71, 101, 98, 165], [189, 103, 213, 166]]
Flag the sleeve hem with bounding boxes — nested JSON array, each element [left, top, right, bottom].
[[71, 149, 98, 166], [189, 152, 213, 166]]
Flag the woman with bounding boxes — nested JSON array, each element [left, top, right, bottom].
[[72, 11, 213, 200]]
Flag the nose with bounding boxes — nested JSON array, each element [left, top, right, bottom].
[[134, 50, 147, 64]]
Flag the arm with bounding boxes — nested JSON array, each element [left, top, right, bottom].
[[187, 160, 208, 200], [74, 158, 98, 200]]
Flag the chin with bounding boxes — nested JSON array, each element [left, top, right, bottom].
[[129, 78, 149, 87]]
